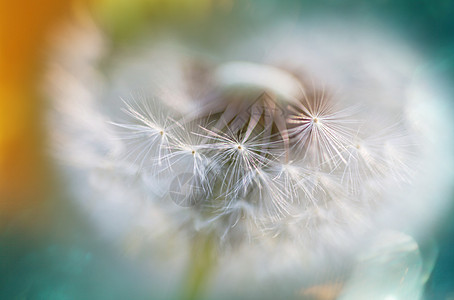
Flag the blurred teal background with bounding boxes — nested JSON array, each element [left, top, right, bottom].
[[1, 0, 454, 299]]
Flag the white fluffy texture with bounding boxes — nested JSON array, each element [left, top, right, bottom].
[[46, 14, 454, 299]]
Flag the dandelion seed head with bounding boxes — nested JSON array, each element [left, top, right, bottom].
[[105, 67, 422, 250], [46, 12, 454, 294]]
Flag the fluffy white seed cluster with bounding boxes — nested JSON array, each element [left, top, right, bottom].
[[112, 60, 414, 245]]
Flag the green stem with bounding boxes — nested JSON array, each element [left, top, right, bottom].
[[182, 232, 217, 300]]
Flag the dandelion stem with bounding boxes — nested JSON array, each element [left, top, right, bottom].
[[182, 232, 217, 300]]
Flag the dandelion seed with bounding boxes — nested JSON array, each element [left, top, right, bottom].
[[337, 122, 415, 193], [339, 135, 387, 194], [270, 160, 316, 205], [244, 167, 291, 221], [199, 125, 277, 200], [112, 95, 176, 173], [163, 120, 214, 196], [287, 87, 357, 168]]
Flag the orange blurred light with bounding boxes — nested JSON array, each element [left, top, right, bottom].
[[0, 0, 75, 226]]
